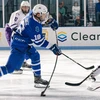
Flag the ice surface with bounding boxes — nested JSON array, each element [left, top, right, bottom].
[[0, 50, 100, 100]]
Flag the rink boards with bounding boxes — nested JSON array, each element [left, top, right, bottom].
[[0, 27, 100, 49]]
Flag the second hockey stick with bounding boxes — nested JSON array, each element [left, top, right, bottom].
[[61, 53, 94, 70], [41, 30, 59, 96], [65, 66, 100, 86]]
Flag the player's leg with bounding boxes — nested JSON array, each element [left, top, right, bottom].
[[12, 55, 24, 74], [12, 52, 25, 74], [5, 26, 24, 74], [13, 53, 31, 74], [10, 48, 26, 74], [0, 47, 25, 76], [27, 46, 49, 87]]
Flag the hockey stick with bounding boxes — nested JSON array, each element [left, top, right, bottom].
[[65, 66, 100, 86], [41, 30, 59, 96], [61, 53, 94, 70], [41, 56, 58, 96]]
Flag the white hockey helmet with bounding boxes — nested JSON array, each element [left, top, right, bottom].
[[33, 4, 48, 15], [21, 1, 30, 7]]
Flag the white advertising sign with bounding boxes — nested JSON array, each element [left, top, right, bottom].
[[0, 27, 100, 49], [43, 27, 100, 49], [0, 28, 8, 47]]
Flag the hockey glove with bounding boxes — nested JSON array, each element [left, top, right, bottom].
[[49, 44, 61, 55], [5, 24, 12, 45], [46, 18, 58, 30]]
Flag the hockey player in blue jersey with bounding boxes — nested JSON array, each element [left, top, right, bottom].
[[0, 4, 61, 88], [5, 1, 31, 74]]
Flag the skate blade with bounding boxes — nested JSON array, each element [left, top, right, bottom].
[[34, 84, 50, 88], [12, 71, 23, 74], [12, 72, 23, 74], [22, 68, 31, 71]]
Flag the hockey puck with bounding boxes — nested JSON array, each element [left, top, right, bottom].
[[92, 65, 95, 68], [41, 93, 46, 97]]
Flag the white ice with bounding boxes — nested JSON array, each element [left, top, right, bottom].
[[0, 50, 100, 100]]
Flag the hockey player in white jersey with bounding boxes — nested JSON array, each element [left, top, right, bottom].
[[2, 4, 61, 88], [5, 1, 31, 74]]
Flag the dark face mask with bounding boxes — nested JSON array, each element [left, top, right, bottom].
[[21, 9, 30, 15]]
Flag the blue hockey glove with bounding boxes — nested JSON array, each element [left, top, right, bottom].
[[46, 18, 58, 30], [49, 44, 61, 55]]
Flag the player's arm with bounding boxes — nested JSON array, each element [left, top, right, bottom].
[[31, 33, 61, 56], [9, 13, 18, 31], [5, 13, 19, 45]]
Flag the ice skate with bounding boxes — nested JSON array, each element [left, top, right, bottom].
[[22, 62, 31, 68], [13, 69, 23, 74], [34, 76, 50, 88]]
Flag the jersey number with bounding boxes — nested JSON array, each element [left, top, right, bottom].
[[34, 34, 41, 40]]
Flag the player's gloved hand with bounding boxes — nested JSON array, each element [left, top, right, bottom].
[[49, 44, 61, 55], [46, 18, 58, 30], [5, 24, 12, 45], [6, 25, 12, 33]]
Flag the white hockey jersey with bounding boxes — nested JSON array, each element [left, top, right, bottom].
[[9, 10, 26, 30]]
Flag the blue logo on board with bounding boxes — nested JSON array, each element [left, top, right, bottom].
[[58, 31, 67, 42]]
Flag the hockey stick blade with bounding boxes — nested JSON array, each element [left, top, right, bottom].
[[65, 66, 100, 86], [61, 53, 94, 70], [65, 74, 90, 86], [85, 65, 94, 70]]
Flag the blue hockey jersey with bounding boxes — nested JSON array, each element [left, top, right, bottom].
[[12, 11, 51, 48]]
